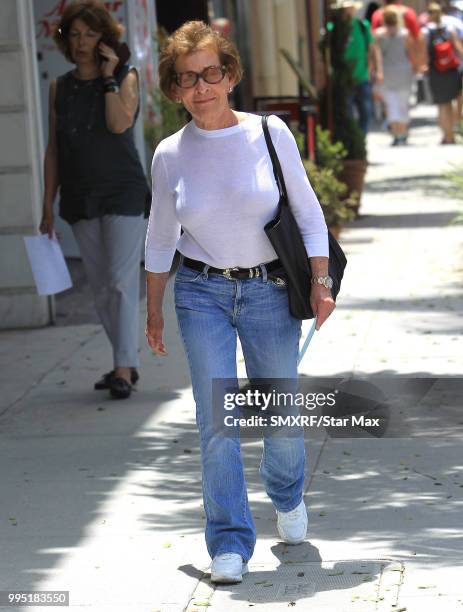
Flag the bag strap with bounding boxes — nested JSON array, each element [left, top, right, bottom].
[[262, 115, 318, 363], [262, 115, 288, 205]]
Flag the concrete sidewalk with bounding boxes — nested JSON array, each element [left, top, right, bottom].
[[1, 104, 462, 612]]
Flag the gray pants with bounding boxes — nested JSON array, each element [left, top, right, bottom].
[[72, 214, 145, 368]]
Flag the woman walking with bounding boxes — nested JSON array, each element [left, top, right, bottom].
[[145, 21, 335, 583], [40, 1, 150, 399], [422, 3, 463, 143], [375, 6, 417, 145]]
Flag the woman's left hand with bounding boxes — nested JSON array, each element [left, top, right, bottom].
[[98, 41, 119, 77], [310, 285, 336, 331]]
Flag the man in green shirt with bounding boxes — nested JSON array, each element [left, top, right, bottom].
[[330, 1, 382, 133]]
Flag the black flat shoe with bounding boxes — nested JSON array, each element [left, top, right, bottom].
[[94, 368, 139, 390], [109, 377, 132, 400]]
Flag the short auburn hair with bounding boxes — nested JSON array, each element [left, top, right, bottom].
[[53, 0, 124, 63], [158, 21, 243, 100], [383, 6, 399, 26]]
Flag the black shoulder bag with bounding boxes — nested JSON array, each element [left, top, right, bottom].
[[262, 115, 347, 320]]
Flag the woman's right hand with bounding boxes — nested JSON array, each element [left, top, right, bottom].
[[146, 313, 167, 356], [39, 207, 54, 239]]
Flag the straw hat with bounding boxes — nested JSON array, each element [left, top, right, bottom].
[[330, 0, 363, 9]]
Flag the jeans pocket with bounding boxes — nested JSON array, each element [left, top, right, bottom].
[[175, 265, 204, 284]]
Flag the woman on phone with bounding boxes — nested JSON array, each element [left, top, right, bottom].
[[39, 1, 150, 399]]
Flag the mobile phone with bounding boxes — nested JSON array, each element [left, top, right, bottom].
[[98, 39, 131, 74]]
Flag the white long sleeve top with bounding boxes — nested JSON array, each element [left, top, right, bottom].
[[144, 113, 328, 272]]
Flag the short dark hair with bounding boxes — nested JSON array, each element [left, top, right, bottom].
[[53, 0, 124, 62]]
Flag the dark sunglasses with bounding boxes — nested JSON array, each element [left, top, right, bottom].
[[174, 65, 227, 88]]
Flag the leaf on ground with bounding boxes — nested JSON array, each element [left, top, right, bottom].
[[297, 572, 305, 577], [193, 601, 211, 606], [352, 571, 371, 575], [319, 511, 327, 516], [162, 542, 172, 548], [328, 571, 344, 576]]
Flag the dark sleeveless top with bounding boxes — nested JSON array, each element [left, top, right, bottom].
[[55, 65, 150, 224]]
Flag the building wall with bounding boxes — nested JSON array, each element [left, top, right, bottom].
[[0, 0, 50, 328], [248, 0, 303, 100]]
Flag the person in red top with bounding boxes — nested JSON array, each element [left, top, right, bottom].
[[372, 1, 426, 67], [371, 0, 421, 38]]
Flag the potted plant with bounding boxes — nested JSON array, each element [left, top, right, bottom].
[[144, 88, 187, 152], [144, 28, 188, 154], [319, 9, 368, 216], [295, 127, 357, 238]]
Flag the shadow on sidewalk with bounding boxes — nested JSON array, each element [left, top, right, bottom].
[[352, 211, 457, 228], [364, 175, 450, 197]]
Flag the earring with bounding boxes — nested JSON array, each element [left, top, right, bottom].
[[228, 87, 233, 93]]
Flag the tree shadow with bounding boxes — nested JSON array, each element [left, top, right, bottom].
[[364, 175, 451, 199], [1, 269, 462, 608]]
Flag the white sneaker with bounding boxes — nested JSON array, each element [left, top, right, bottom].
[[210, 553, 248, 584], [276, 499, 308, 544]]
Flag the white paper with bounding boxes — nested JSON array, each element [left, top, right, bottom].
[[23, 233, 73, 296]]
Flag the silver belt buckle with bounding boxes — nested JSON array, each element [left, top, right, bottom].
[[222, 267, 239, 280], [249, 267, 260, 279]]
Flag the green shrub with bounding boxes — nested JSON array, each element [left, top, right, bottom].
[[303, 159, 357, 227], [295, 126, 357, 227]]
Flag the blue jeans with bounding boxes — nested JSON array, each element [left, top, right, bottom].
[[347, 80, 373, 134], [174, 261, 305, 563]]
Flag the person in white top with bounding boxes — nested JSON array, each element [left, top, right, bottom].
[[145, 21, 334, 584], [375, 6, 417, 145]]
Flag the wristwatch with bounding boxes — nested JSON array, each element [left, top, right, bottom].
[[311, 275, 333, 289]]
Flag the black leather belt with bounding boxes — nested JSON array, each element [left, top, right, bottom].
[[182, 256, 282, 280]]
